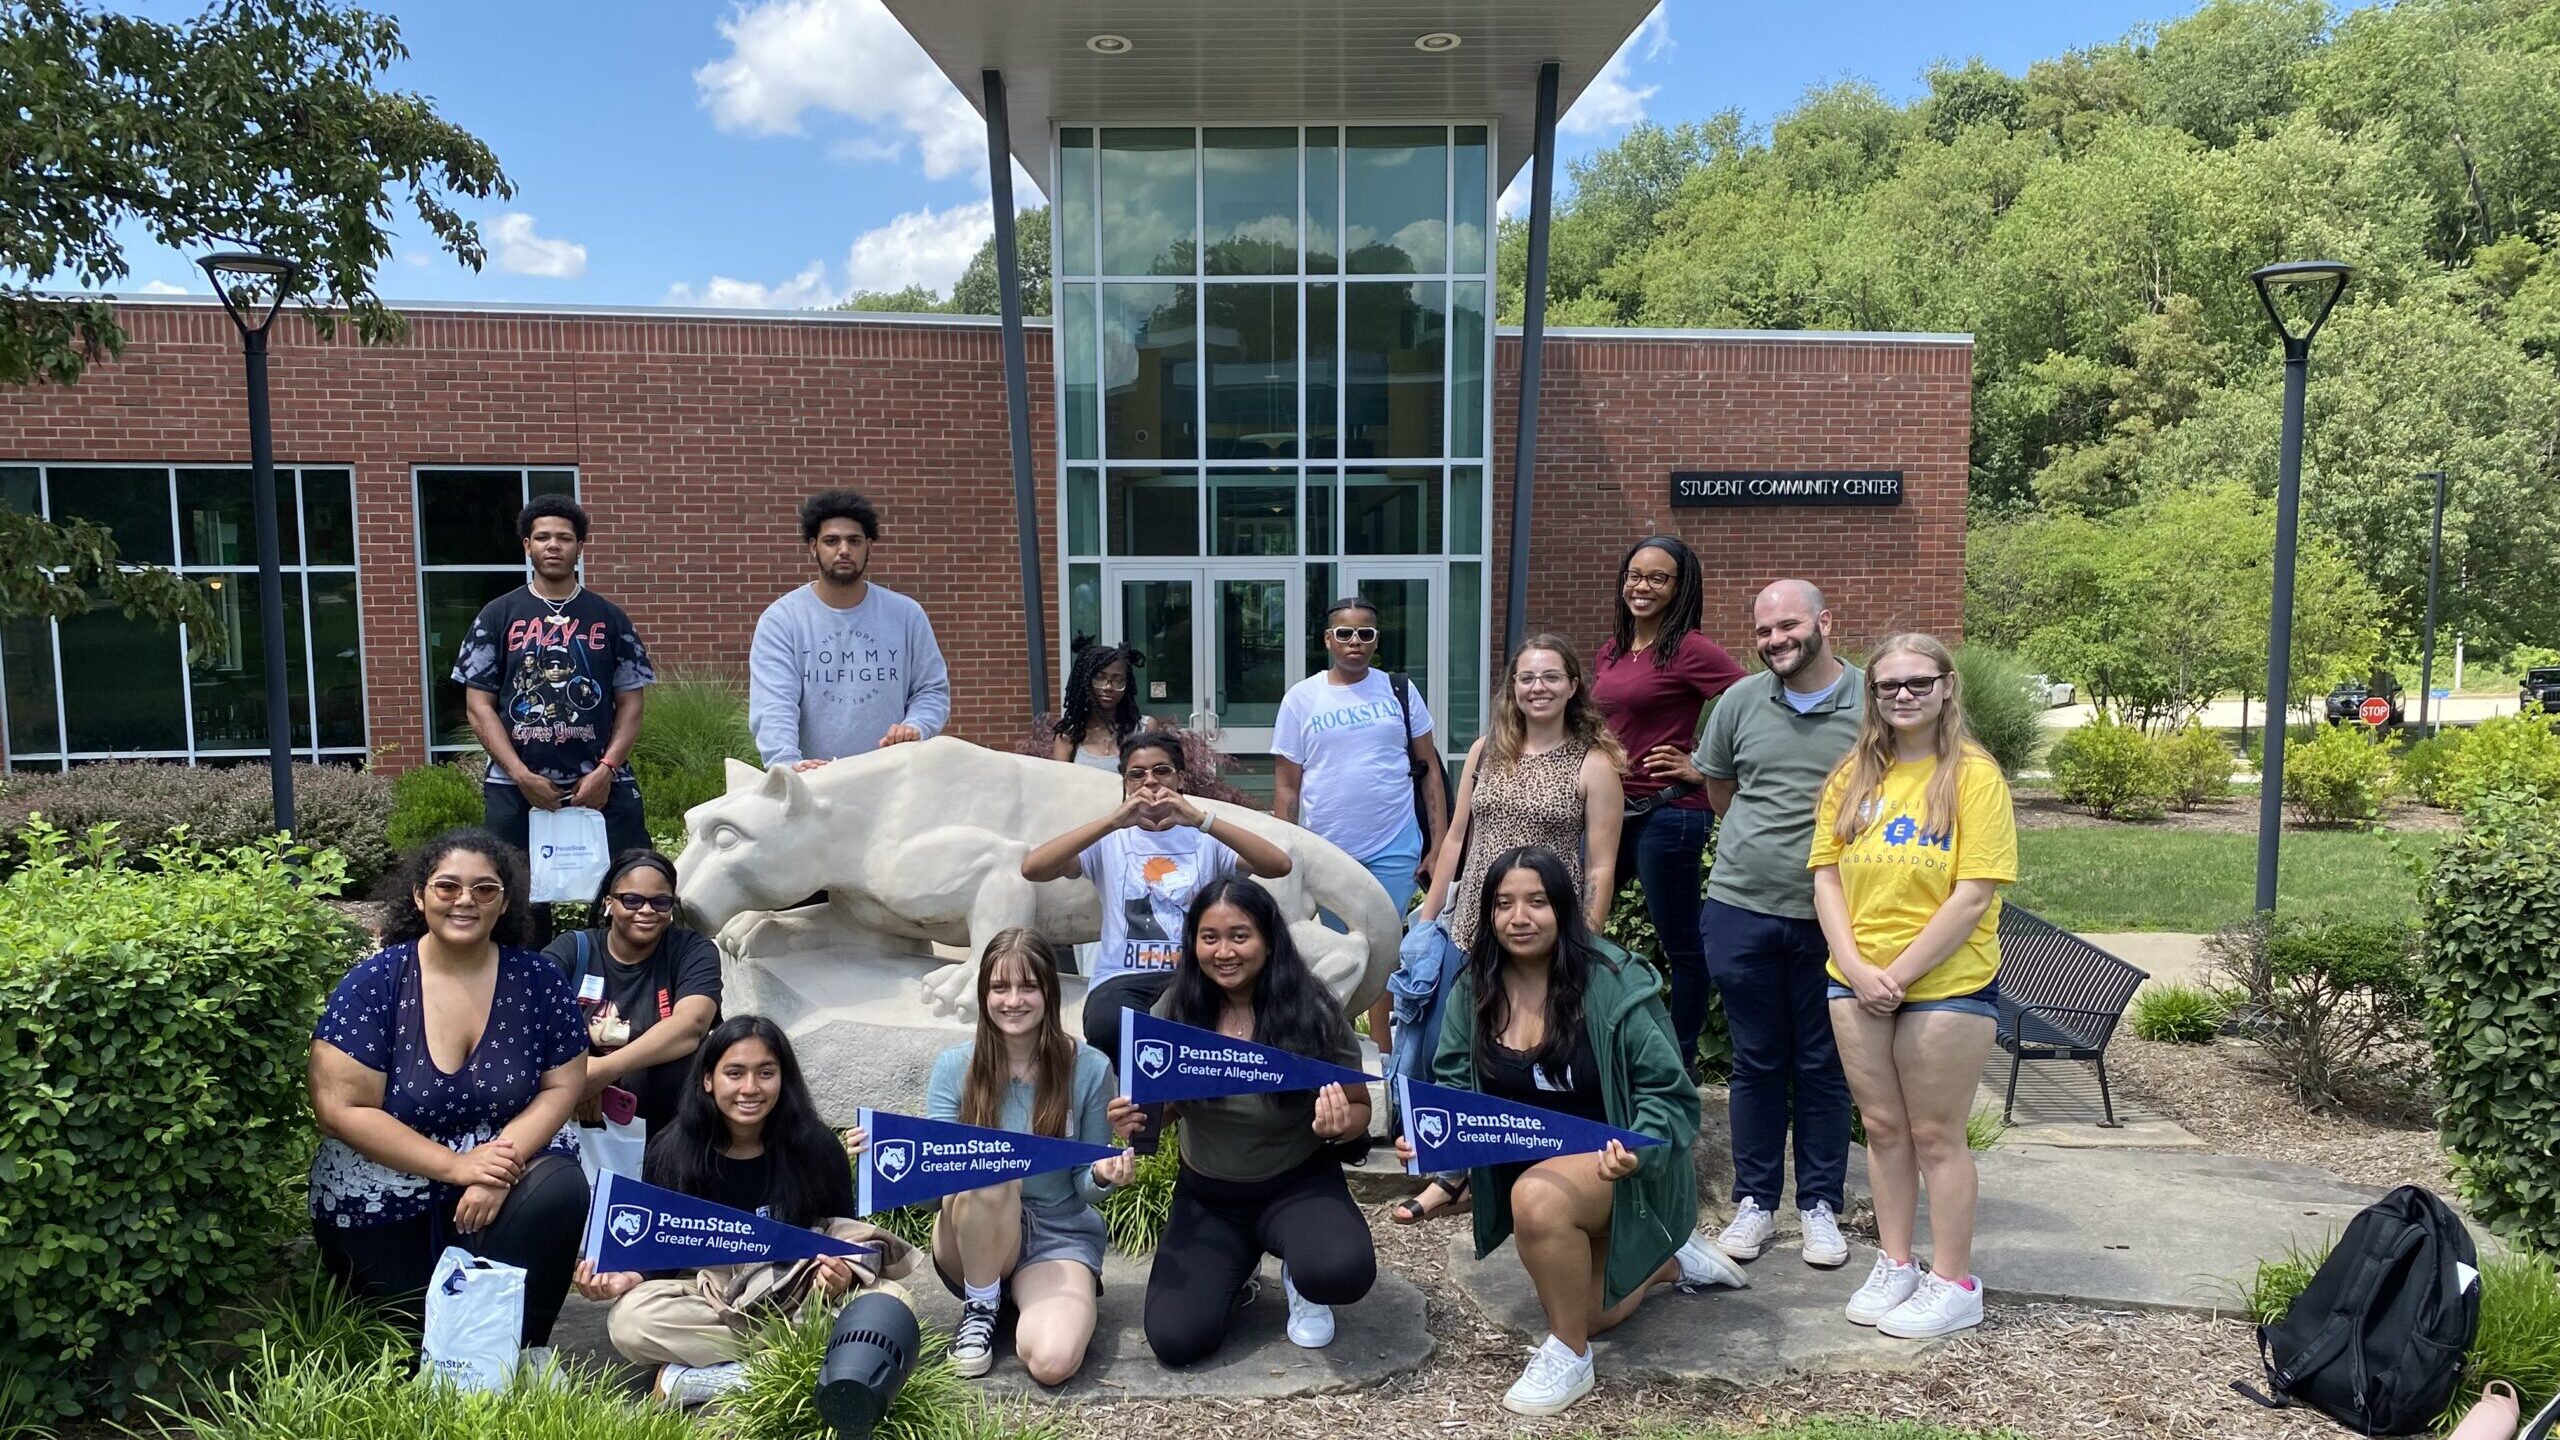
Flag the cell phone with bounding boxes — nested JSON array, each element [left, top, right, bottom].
[[599, 1085, 639, 1127]]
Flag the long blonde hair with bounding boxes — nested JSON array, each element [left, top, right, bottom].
[[1826, 633, 1993, 844], [1484, 633, 1626, 773]]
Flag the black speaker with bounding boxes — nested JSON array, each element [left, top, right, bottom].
[[814, 1291, 921, 1439]]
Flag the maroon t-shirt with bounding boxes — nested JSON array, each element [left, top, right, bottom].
[[1592, 633, 1746, 811]]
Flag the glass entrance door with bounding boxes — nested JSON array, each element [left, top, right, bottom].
[[1339, 561, 1443, 740], [1107, 563, 1299, 753]]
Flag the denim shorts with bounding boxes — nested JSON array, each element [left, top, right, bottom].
[[1826, 975, 2002, 1021]]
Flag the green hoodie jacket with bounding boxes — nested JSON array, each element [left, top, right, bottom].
[[1431, 945, 1701, 1308]]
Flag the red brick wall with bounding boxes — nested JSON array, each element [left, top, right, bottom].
[[0, 304, 1967, 771]]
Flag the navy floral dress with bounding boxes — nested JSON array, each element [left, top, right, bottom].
[[307, 942, 588, 1230]]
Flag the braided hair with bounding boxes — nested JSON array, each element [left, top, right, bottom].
[[1610, 534, 1706, 669], [1053, 636, 1145, 748]]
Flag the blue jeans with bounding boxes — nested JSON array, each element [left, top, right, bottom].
[[1702, 897, 1852, 1214], [1617, 804, 1714, 1075], [1826, 976, 2003, 1021]]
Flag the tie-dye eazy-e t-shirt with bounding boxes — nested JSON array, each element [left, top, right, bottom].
[[450, 587, 655, 789], [1077, 824, 1240, 985]]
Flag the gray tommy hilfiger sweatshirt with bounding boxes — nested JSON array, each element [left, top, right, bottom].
[[746, 582, 950, 765]]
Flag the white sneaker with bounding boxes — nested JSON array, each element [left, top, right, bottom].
[[1501, 1340, 1596, 1417], [950, 1298, 1001, 1377], [1799, 1201, 1849, 1268], [655, 1360, 749, 1407], [1673, 1232, 1750, 1291], [1281, 1267, 1335, 1349], [1877, 1271, 1985, 1339], [1715, 1197, 1777, 1260], [1844, 1251, 1923, 1326]]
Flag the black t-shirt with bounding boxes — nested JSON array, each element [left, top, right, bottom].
[[450, 586, 655, 789], [1480, 1025, 1608, 1125], [640, 1135, 857, 1224], [545, 926, 722, 1128]]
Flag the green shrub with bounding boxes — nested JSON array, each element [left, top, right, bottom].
[[2426, 803, 2560, 1255], [2398, 727, 2467, 808], [2211, 912, 2422, 1110], [142, 1342, 698, 1440], [1950, 645, 2044, 777], [1606, 833, 1730, 1080], [2239, 1244, 2560, 1426], [384, 760, 487, 854], [2048, 716, 2170, 820], [628, 671, 760, 838], [2129, 983, 2230, 1044], [2243, 721, 2325, 772], [1099, 1138, 1180, 1253], [0, 761, 394, 888], [0, 825, 368, 1418], [725, 1304, 1066, 1440], [2158, 722, 2234, 810], [2280, 722, 2399, 826], [2439, 712, 2560, 815]]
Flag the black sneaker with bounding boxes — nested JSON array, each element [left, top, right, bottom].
[[950, 1299, 999, 1378]]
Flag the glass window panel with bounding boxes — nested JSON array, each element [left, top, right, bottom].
[[1303, 563, 1335, 674], [302, 468, 357, 565], [1452, 126, 1490, 273], [1306, 282, 1338, 460], [529, 470, 575, 499], [1452, 282, 1487, 459], [1450, 560, 1483, 752], [1060, 128, 1097, 276], [1120, 577, 1194, 725], [1345, 127, 1447, 275], [424, 571, 525, 747], [1215, 576, 1291, 728], [1105, 469, 1200, 556], [57, 588, 186, 753], [1450, 466, 1483, 555], [307, 571, 365, 749], [1103, 284, 1197, 460], [1343, 467, 1443, 555], [1203, 283, 1296, 459], [2, 466, 37, 512], [50, 466, 175, 567], [1068, 562, 1101, 652], [1357, 576, 1433, 698], [177, 467, 299, 568], [1066, 467, 1101, 555], [1100, 128, 1196, 276], [4, 616, 59, 758], [187, 574, 310, 750], [1203, 128, 1297, 275], [1305, 129, 1339, 274], [1211, 469, 1296, 556], [417, 469, 531, 566], [1058, 284, 1099, 460], [1306, 469, 1335, 556], [1344, 282, 1446, 460]]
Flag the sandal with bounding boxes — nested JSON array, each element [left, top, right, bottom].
[[1391, 1174, 1470, 1225]]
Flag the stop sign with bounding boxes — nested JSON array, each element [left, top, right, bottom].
[[2360, 695, 2392, 726]]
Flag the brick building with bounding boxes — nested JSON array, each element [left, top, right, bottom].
[[0, 300, 1968, 776]]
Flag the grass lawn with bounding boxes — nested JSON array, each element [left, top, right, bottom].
[[2011, 826, 2439, 932]]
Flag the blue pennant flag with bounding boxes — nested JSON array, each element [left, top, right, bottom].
[[1119, 1008, 1378, 1105], [855, 1108, 1124, 1215], [1394, 1074, 1663, 1173], [583, 1171, 875, 1273]]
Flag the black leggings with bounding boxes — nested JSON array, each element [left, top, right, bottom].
[[1142, 1151, 1376, 1367], [312, 1152, 589, 1347]]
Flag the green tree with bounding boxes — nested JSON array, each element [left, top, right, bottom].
[[948, 204, 1050, 317], [832, 284, 948, 314]]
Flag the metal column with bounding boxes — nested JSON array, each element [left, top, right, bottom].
[[984, 68, 1051, 721], [1502, 60, 1561, 658]]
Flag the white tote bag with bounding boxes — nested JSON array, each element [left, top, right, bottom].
[[577, 1114, 647, 1187], [527, 804, 611, 903], [421, 1246, 525, 1393]]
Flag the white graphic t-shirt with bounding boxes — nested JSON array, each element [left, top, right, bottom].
[[1272, 668, 1433, 860], [1078, 825, 1239, 987]]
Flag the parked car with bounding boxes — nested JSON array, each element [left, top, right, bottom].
[[2025, 673, 2076, 708], [2522, 667, 2560, 715], [2326, 671, 2406, 726]]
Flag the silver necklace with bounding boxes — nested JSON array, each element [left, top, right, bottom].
[[532, 582, 583, 617]]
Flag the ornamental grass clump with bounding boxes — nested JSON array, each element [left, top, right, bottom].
[[2129, 983, 2230, 1044], [724, 1305, 1067, 1440]]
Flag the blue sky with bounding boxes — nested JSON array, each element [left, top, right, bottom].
[[112, 0, 2204, 309]]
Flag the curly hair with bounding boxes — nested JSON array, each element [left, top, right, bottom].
[[1054, 637, 1145, 748], [377, 827, 535, 950], [1610, 534, 1705, 670]]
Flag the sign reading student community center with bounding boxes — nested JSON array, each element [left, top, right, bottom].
[[1669, 470, 1904, 508]]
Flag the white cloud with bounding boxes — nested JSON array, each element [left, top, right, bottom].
[[664, 197, 996, 308], [695, 0, 989, 183], [665, 261, 839, 310], [488, 213, 588, 279], [1562, 5, 1671, 137], [827, 134, 907, 166], [1498, 173, 1531, 220], [135, 279, 190, 295]]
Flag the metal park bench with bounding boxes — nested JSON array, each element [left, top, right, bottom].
[[1995, 906, 2150, 1128]]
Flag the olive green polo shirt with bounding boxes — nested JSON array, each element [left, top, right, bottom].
[[1691, 663, 1865, 919]]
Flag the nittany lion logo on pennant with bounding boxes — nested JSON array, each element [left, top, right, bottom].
[[872, 1139, 915, 1183], [607, 1204, 650, 1247], [1413, 1108, 1451, 1148], [1135, 1041, 1171, 1080]]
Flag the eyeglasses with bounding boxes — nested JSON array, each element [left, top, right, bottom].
[[426, 878, 505, 904], [1622, 569, 1677, 591], [1328, 626, 1380, 643], [1871, 674, 1949, 698], [1123, 763, 1179, 784], [1514, 671, 1570, 689], [611, 892, 678, 914]]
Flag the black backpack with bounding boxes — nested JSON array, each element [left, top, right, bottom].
[[2236, 1185, 2481, 1435]]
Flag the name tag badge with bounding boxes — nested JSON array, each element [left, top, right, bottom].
[[578, 973, 606, 1005]]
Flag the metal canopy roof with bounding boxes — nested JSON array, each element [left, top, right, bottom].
[[878, 0, 1660, 192]]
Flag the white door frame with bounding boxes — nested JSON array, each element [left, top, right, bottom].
[[1103, 560, 1301, 751], [1336, 560, 1446, 753]]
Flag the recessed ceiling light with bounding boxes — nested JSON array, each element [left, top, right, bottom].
[[1415, 32, 1461, 53], [1087, 34, 1133, 54]]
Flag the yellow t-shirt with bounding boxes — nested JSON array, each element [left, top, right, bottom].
[[1807, 752, 2017, 1001]]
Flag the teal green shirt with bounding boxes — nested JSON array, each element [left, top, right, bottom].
[[1692, 663, 1865, 919], [926, 1041, 1117, 1209]]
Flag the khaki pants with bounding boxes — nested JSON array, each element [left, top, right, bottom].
[[608, 1275, 915, 1368]]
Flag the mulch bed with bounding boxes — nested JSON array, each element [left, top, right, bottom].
[[2108, 1033, 2451, 1195]]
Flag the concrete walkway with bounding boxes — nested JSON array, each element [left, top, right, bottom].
[[2084, 932, 2216, 993]]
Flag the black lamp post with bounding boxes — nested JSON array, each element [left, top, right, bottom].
[[2416, 469, 2448, 736], [2248, 259, 2353, 915], [198, 249, 305, 836]]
